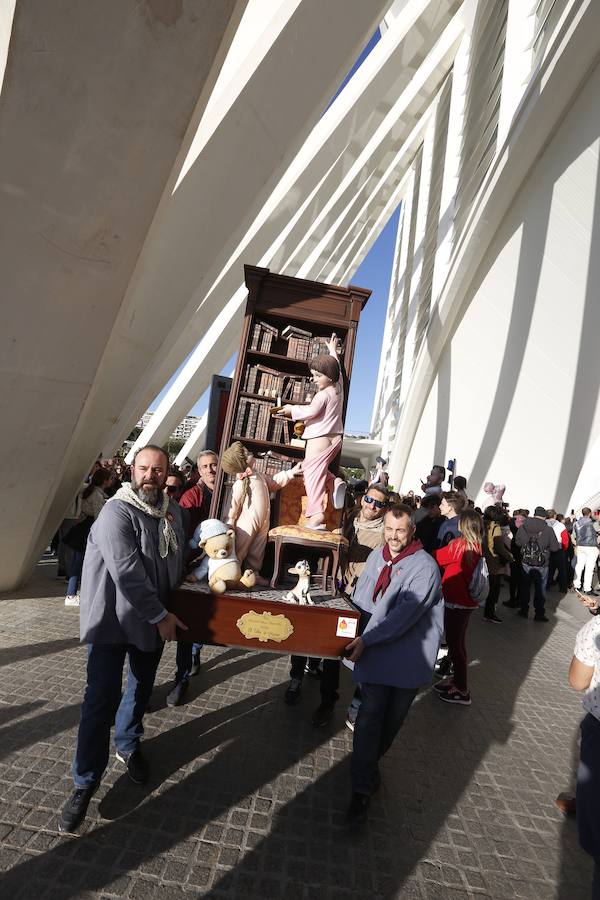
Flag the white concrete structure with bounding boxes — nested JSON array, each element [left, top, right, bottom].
[[3, 0, 600, 591], [371, 0, 600, 513], [0, 0, 391, 591]]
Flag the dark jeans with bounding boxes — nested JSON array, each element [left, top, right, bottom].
[[290, 656, 340, 704], [509, 558, 523, 602], [547, 549, 568, 592], [58, 518, 78, 576], [519, 565, 548, 616], [484, 573, 502, 619], [175, 641, 204, 682], [66, 550, 84, 596], [351, 683, 418, 795], [72, 643, 163, 787], [444, 607, 472, 692], [577, 715, 600, 867]]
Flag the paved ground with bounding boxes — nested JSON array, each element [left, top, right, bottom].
[[0, 558, 594, 899]]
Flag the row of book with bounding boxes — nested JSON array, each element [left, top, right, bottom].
[[243, 364, 312, 401], [250, 320, 278, 353], [252, 451, 295, 475], [248, 320, 342, 362], [281, 324, 330, 361], [233, 396, 297, 445], [234, 397, 272, 442]]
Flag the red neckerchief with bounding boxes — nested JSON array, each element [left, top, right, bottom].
[[372, 539, 423, 603]]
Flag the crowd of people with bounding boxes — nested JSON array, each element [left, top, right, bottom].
[[51, 449, 600, 894]]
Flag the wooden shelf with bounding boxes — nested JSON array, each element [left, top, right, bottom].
[[240, 390, 277, 402], [211, 266, 370, 524], [239, 390, 310, 406], [232, 436, 304, 456]]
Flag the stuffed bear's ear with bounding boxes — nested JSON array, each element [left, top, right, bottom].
[[226, 529, 234, 538]]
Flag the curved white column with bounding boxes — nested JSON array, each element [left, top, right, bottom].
[[0, 0, 245, 592], [388, 0, 600, 510], [128, 2, 462, 458]]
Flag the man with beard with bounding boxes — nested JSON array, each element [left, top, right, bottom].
[[59, 445, 187, 834], [343, 504, 443, 827]]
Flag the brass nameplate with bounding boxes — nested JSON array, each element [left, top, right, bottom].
[[236, 610, 294, 643]]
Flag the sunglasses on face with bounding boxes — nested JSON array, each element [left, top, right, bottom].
[[364, 495, 386, 509]]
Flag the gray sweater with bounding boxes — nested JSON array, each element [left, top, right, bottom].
[[79, 499, 185, 651], [351, 545, 443, 689]]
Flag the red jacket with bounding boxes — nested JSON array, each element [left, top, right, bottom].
[[179, 483, 212, 537], [433, 538, 481, 609]]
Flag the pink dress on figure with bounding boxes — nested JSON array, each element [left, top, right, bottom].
[[226, 470, 296, 571], [289, 383, 344, 519]]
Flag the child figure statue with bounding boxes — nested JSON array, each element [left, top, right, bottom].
[[221, 442, 301, 586], [280, 333, 346, 531]]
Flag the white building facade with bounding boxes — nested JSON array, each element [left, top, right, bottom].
[[371, 0, 600, 512]]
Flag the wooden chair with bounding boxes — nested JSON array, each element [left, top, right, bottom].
[[268, 478, 348, 592]]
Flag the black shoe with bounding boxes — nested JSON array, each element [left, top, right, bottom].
[[345, 793, 370, 828], [190, 651, 202, 677], [518, 609, 528, 618], [483, 615, 502, 623], [434, 655, 452, 678], [305, 660, 322, 678], [284, 678, 302, 705], [166, 679, 189, 707], [115, 748, 149, 785], [534, 614, 549, 622], [311, 701, 335, 727], [584, 590, 599, 598], [58, 785, 98, 833]]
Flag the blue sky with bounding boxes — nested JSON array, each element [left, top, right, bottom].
[[343, 206, 398, 433], [150, 27, 397, 434]]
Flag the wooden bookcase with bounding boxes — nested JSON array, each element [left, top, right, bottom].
[[211, 265, 370, 521]]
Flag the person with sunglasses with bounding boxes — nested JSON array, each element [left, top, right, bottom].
[[341, 484, 389, 731], [342, 484, 389, 597], [164, 471, 185, 503]]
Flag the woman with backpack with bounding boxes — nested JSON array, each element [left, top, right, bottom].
[[433, 510, 485, 706], [482, 506, 514, 623]]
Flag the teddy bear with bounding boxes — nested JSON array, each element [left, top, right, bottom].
[[188, 519, 256, 594]]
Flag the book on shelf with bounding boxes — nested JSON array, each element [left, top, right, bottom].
[[252, 450, 295, 475], [287, 336, 312, 360], [250, 320, 279, 353], [242, 365, 313, 403], [281, 324, 312, 340], [255, 364, 282, 397]]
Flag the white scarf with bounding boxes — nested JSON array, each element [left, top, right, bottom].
[[110, 482, 179, 559]]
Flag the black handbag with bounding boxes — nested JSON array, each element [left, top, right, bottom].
[[62, 516, 94, 553]]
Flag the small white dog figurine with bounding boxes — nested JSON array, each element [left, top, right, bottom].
[[282, 560, 313, 605]]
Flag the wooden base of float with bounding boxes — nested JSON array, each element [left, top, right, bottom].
[[168, 583, 360, 659]]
